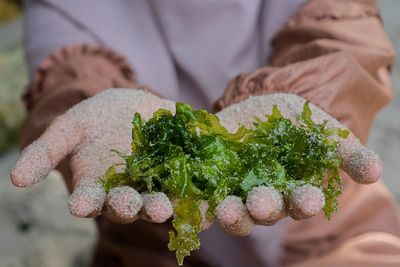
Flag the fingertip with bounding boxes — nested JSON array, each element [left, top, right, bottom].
[[367, 157, 382, 183], [10, 170, 28, 187], [11, 140, 52, 187], [68, 184, 106, 218], [246, 186, 284, 221], [216, 196, 244, 226], [289, 185, 325, 220], [105, 186, 143, 224], [141, 192, 173, 223], [344, 148, 382, 184]]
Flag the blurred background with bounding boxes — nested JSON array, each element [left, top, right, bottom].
[[0, 1, 399, 266]]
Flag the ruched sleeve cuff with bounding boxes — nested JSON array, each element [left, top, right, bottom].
[[214, 0, 394, 143], [21, 44, 153, 148]]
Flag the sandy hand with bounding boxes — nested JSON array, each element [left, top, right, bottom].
[[11, 89, 176, 224], [212, 93, 382, 236], [11, 90, 381, 236]]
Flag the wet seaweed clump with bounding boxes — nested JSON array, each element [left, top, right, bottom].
[[101, 102, 348, 265]]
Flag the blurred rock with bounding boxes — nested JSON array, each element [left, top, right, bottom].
[[0, 150, 97, 267]]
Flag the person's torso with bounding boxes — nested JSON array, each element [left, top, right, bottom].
[[29, 0, 306, 111], [28, 1, 306, 266]]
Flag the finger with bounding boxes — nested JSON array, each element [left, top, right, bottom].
[[306, 101, 382, 184], [289, 185, 325, 220], [141, 192, 173, 223], [104, 186, 143, 224], [11, 115, 81, 187], [216, 196, 254, 236], [216, 196, 244, 226], [68, 183, 106, 218], [338, 136, 382, 184], [67, 156, 107, 219], [220, 210, 254, 237], [70, 152, 113, 189], [283, 96, 382, 184], [246, 186, 285, 224], [199, 200, 214, 230], [68, 136, 125, 219]]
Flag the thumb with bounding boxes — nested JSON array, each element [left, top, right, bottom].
[[11, 114, 81, 187], [338, 132, 382, 184]]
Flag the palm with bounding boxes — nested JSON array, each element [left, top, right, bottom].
[[210, 93, 382, 235], [12, 89, 176, 223]]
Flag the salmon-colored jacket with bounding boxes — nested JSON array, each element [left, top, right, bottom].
[[21, 0, 400, 266]]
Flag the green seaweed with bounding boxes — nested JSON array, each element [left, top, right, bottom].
[[101, 102, 347, 265]]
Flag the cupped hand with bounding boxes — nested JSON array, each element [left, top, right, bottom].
[[11, 89, 176, 224], [212, 93, 382, 236], [11, 90, 381, 236]]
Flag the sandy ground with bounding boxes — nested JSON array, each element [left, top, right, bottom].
[[0, 1, 399, 266]]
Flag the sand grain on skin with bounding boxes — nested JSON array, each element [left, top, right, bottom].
[[217, 93, 382, 185], [216, 196, 244, 226], [246, 186, 284, 221], [222, 210, 254, 237], [106, 186, 143, 223], [68, 184, 106, 217], [11, 139, 52, 187], [290, 185, 325, 219], [141, 192, 173, 223]]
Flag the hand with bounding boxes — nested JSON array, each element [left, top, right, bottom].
[[11, 89, 177, 224], [11, 90, 381, 236], [212, 93, 382, 236]]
